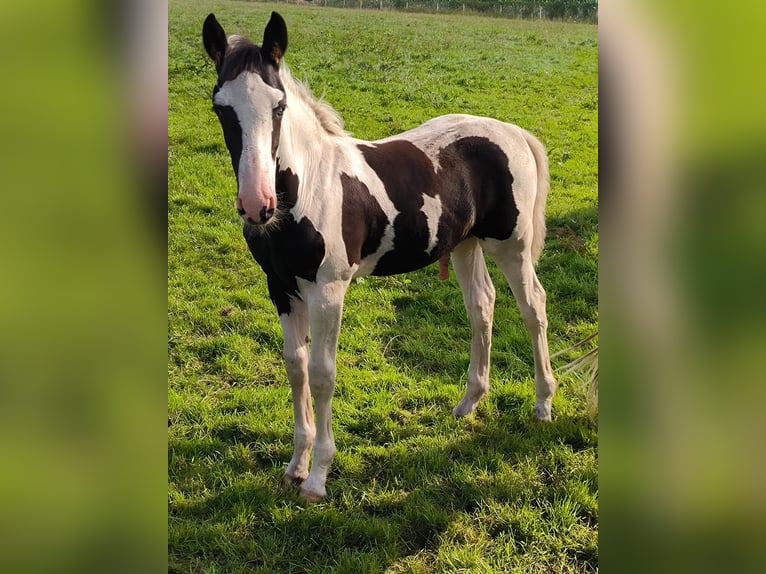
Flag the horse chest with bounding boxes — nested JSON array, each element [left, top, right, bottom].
[[243, 216, 325, 314]]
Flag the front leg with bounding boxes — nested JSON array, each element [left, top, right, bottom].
[[299, 280, 349, 502], [278, 298, 314, 486]]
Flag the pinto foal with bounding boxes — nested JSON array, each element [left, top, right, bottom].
[[203, 12, 556, 501]]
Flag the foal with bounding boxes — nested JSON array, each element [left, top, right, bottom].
[[203, 12, 556, 502]]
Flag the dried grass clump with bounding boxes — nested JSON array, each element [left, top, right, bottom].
[[553, 332, 598, 421]]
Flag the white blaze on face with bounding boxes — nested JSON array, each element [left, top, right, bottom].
[[214, 72, 284, 223]]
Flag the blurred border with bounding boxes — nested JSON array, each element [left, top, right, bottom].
[[0, 0, 167, 572], [601, 0, 766, 571], [2, 0, 766, 571]]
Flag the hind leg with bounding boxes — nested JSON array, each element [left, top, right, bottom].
[[451, 237, 496, 417], [483, 239, 556, 421]]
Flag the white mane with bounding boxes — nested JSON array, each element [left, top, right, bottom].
[[279, 65, 348, 137]]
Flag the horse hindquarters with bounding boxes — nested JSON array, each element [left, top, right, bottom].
[[479, 127, 556, 420]]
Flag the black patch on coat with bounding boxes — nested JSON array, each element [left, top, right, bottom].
[[358, 141, 445, 275], [212, 102, 243, 177], [340, 174, 389, 267], [243, 167, 324, 316], [244, 215, 325, 316], [374, 210, 434, 275], [275, 162, 299, 208], [359, 141, 438, 207], [437, 136, 518, 241], [352, 136, 518, 276]]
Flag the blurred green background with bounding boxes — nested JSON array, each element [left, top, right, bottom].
[[600, 0, 766, 572], [0, 0, 167, 572], [1, 0, 765, 572]]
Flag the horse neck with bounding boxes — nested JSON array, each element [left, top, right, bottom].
[[277, 80, 338, 191]]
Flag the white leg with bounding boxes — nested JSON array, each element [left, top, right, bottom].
[[298, 280, 348, 502], [451, 238, 496, 417], [278, 299, 315, 485], [484, 239, 557, 421]]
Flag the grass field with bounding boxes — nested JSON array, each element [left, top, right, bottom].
[[169, 1, 598, 571]]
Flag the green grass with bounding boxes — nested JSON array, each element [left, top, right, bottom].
[[169, 1, 598, 572]]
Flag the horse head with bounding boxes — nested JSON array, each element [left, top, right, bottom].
[[203, 12, 288, 225]]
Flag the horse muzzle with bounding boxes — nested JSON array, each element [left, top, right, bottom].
[[236, 192, 276, 225]]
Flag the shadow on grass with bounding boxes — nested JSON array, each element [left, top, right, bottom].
[[170, 407, 597, 572], [169, 206, 598, 572]]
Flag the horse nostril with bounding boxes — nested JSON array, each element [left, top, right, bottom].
[[237, 207, 246, 216], [260, 206, 275, 223]]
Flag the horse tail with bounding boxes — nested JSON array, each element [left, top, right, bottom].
[[522, 129, 550, 265]]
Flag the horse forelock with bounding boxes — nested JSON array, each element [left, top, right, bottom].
[[217, 36, 273, 86]]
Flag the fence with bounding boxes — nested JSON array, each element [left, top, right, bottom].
[[265, 0, 598, 22]]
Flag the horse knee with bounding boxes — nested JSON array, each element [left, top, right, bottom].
[[521, 307, 546, 327], [308, 359, 336, 397], [284, 346, 308, 381], [294, 425, 316, 450], [532, 280, 547, 309], [479, 283, 496, 314]]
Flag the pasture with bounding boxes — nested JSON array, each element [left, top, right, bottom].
[[169, 1, 598, 572]]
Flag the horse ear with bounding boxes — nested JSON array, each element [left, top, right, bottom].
[[203, 13, 228, 72], [262, 12, 288, 66]]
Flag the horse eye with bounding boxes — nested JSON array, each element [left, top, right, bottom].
[[274, 104, 286, 118]]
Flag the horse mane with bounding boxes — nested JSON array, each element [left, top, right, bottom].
[[279, 66, 348, 137], [224, 35, 347, 137]]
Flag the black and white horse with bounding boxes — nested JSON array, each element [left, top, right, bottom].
[[203, 12, 557, 502]]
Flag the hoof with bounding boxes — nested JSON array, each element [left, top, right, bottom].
[[453, 387, 487, 418], [280, 473, 306, 489], [452, 403, 474, 418], [299, 486, 325, 503], [453, 395, 482, 418], [534, 404, 552, 422]]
